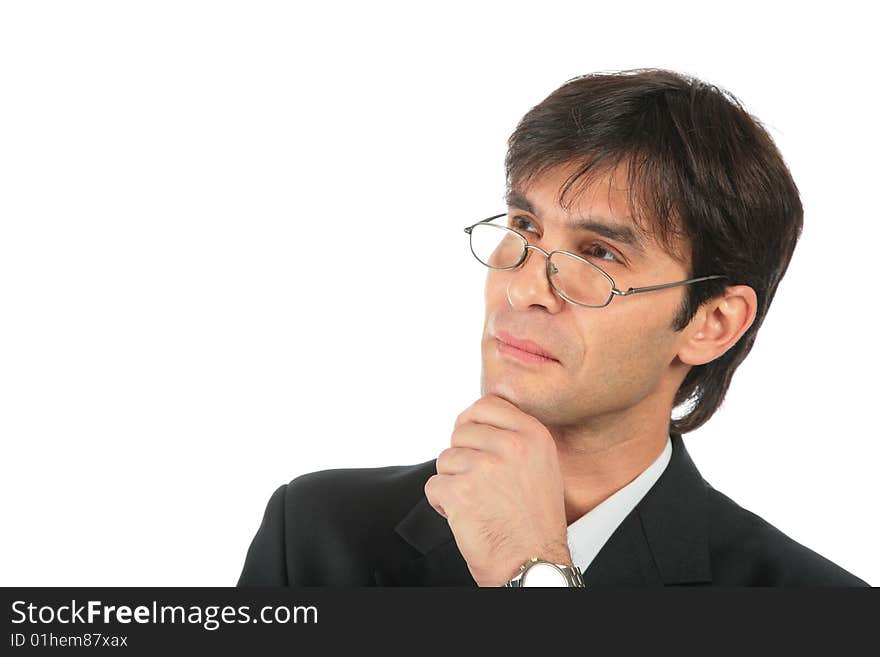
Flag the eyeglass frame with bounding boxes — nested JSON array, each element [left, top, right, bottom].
[[463, 213, 727, 308]]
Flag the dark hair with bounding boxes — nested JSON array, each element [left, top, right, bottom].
[[504, 68, 803, 434]]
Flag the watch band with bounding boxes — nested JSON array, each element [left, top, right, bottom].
[[504, 557, 585, 587]]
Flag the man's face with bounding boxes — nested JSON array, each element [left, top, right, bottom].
[[480, 163, 694, 432]]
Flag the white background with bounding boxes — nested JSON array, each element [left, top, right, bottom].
[[1, 1, 876, 586]]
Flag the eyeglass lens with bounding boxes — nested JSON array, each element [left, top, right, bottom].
[[469, 221, 613, 307]]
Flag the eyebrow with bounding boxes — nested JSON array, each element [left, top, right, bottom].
[[504, 190, 646, 255]]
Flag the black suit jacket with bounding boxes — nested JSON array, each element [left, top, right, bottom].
[[237, 433, 870, 586]]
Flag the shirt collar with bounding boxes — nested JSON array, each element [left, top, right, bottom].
[[566, 434, 673, 573]]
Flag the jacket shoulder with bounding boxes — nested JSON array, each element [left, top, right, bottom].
[[704, 485, 869, 586], [283, 458, 436, 518], [237, 459, 437, 587]]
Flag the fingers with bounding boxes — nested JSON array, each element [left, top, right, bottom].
[[430, 394, 555, 523], [454, 394, 542, 435], [436, 445, 496, 475], [450, 421, 516, 456], [424, 473, 451, 519]]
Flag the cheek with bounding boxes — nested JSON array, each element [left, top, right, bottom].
[[571, 309, 670, 371], [484, 271, 510, 311], [614, 320, 680, 381]]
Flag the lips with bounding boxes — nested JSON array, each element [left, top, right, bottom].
[[493, 329, 557, 361]]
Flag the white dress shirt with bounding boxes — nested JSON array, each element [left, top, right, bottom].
[[566, 434, 673, 574]]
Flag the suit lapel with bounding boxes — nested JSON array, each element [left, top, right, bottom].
[[585, 432, 713, 586], [381, 432, 712, 587], [635, 432, 713, 585], [578, 507, 665, 586], [385, 497, 477, 586]]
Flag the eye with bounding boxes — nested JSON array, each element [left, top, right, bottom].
[[509, 215, 624, 265], [580, 243, 622, 265], [509, 215, 537, 233]]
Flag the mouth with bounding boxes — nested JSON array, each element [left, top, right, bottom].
[[493, 330, 557, 359], [493, 330, 559, 365], [495, 339, 558, 365]]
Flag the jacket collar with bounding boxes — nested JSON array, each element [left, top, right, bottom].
[[384, 432, 712, 586]]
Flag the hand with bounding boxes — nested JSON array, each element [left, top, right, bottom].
[[424, 394, 573, 587]]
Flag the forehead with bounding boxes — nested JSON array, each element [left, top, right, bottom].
[[504, 187, 648, 256], [506, 162, 690, 266], [507, 165, 651, 252]]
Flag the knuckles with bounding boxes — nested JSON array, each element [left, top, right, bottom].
[[424, 474, 442, 504], [425, 465, 483, 509], [453, 408, 472, 431], [437, 447, 497, 474], [435, 447, 455, 473]]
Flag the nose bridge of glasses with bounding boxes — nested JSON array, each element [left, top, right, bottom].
[[523, 242, 552, 258], [519, 243, 561, 276]]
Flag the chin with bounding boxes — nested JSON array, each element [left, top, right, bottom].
[[483, 377, 547, 412], [484, 381, 516, 405]]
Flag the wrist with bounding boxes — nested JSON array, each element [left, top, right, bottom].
[[504, 555, 584, 588], [503, 544, 574, 582], [538, 542, 573, 568]]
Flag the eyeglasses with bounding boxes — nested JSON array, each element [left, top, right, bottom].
[[463, 213, 727, 308]]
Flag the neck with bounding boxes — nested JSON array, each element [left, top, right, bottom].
[[549, 413, 671, 526]]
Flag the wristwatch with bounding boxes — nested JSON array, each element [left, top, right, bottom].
[[504, 557, 585, 587]]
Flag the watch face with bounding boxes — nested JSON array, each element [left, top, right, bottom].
[[521, 562, 569, 587]]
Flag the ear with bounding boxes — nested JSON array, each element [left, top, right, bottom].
[[677, 285, 758, 366]]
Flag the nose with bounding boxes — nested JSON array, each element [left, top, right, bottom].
[[505, 245, 565, 311]]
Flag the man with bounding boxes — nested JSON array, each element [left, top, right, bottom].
[[237, 69, 869, 587]]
